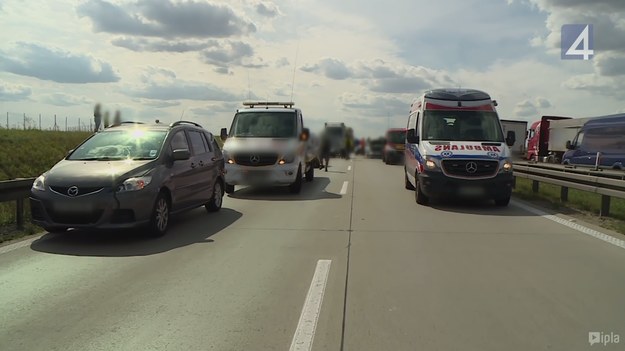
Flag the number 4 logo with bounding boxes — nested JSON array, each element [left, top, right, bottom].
[[561, 24, 594, 60]]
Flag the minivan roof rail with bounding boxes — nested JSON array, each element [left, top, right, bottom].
[[242, 101, 294, 108], [170, 120, 203, 128]]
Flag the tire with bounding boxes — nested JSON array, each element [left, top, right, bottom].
[[43, 226, 68, 234], [289, 165, 303, 194], [415, 181, 429, 205], [494, 196, 511, 207], [224, 183, 235, 194], [405, 170, 415, 190], [148, 193, 170, 237], [205, 180, 224, 212], [305, 164, 314, 182]]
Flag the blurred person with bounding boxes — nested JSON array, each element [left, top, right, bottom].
[[320, 132, 331, 172], [94, 103, 102, 132]]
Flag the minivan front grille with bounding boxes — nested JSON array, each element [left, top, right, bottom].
[[50, 186, 104, 197], [234, 153, 278, 166], [441, 159, 498, 178]]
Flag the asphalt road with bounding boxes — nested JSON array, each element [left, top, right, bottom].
[[1, 157, 625, 351]]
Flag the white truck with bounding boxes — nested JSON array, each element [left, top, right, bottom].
[[219, 102, 315, 194], [500, 119, 528, 161]]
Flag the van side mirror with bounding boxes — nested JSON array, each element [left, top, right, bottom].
[[406, 129, 419, 143], [506, 131, 516, 147], [220, 128, 228, 141], [566, 140, 574, 150], [301, 128, 310, 141]]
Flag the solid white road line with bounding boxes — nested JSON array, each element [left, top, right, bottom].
[[347, 165, 352, 171], [0, 234, 43, 256], [290, 259, 332, 351], [340, 181, 349, 195], [512, 200, 625, 250]]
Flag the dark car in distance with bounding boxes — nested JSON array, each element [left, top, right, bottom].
[[30, 120, 225, 237]]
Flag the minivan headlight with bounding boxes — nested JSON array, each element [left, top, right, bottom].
[[117, 176, 152, 192], [32, 174, 46, 191]]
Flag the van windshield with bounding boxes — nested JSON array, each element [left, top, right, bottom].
[[580, 126, 625, 152], [230, 111, 297, 138], [422, 110, 504, 142]]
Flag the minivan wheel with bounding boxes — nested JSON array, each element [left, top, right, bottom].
[[225, 183, 235, 194], [44, 226, 68, 234], [206, 181, 224, 212], [289, 166, 303, 194], [149, 193, 169, 237]]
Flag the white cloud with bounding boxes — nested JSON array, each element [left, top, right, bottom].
[[40, 93, 91, 106], [0, 83, 31, 101]]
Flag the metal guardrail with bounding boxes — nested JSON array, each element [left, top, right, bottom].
[[1, 161, 624, 230], [513, 162, 625, 217], [0, 177, 35, 229]]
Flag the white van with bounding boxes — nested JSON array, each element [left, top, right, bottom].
[[403, 89, 516, 206], [220, 102, 314, 194]]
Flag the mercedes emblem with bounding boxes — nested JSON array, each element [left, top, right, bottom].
[[465, 162, 478, 174]]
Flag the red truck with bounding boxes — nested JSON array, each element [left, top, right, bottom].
[[526, 116, 573, 162]]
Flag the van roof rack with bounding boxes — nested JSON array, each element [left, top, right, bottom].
[[169, 120, 203, 128], [242, 101, 294, 109]]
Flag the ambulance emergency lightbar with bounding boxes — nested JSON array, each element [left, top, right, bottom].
[[242, 101, 294, 108]]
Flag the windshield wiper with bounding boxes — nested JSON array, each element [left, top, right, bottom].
[[74, 157, 126, 161]]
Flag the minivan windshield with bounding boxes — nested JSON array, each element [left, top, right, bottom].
[[422, 110, 504, 142], [230, 111, 297, 138], [68, 129, 168, 160]]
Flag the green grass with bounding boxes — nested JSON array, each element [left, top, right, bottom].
[[0, 129, 92, 181], [513, 177, 625, 234]]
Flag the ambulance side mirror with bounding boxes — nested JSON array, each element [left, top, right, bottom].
[[406, 128, 419, 144]]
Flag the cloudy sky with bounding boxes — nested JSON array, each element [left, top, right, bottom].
[[1, 0, 624, 138]]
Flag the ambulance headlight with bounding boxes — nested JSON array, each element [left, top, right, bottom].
[[425, 158, 437, 170], [502, 160, 513, 172]]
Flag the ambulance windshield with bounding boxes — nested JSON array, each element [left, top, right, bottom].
[[422, 111, 504, 142], [230, 111, 297, 138]]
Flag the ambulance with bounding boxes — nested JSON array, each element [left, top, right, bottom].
[[403, 89, 516, 206]]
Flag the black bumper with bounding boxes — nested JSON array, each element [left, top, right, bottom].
[[417, 171, 513, 200]]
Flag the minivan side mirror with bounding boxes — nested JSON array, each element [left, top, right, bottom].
[[172, 149, 191, 161], [301, 128, 310, 141], [505, 131, 516, 147], [220, 128, 228, 141], [406, 128, 419, 144]]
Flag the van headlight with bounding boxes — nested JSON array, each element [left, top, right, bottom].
[[117, 176, 152, 192], [32, 174, 46, 191], [278, 153, 295, 165], [424, 157, 437, 170], [223, 151, 235, 164], [502, 160, 513, 172]]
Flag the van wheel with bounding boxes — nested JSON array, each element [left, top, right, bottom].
[[305, 164, 314, 182], [205, 180, 223, 212], [149, 193, 170, 237], [405, 170, 415, 190], [225, 183, 235, 194], [415, 182, 429, 205], [494, 196, 510, 207], [289, 166, 303, 194]]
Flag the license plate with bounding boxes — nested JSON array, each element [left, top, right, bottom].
[[54, 201, 92, 212], [458, 186, 484, 197]]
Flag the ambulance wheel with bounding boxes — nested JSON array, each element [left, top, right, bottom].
[[405, 170, 415, 190], [415, 182, 429, 205], [494, 196, 510, 207]]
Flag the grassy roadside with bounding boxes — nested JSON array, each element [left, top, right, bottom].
[[513, 177, 625, 235]]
